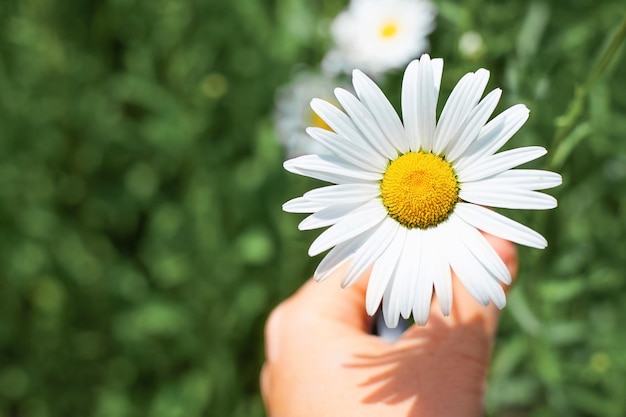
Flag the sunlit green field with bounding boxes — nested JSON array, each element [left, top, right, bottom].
[[0, 0, 625, 416]]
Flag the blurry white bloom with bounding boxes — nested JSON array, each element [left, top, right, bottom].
[[458, 31, 485, 59], [274, 73, 347, 158], [323, 0, 436, 76], [283, 55, 561, 327]]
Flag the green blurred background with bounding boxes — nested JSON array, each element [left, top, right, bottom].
[[0, 0, 625, 416]]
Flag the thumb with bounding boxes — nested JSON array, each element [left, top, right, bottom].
[[263, 263, 374, 370], [288, 262, 374, 332]]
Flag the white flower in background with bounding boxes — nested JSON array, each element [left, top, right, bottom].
[[458, 31, 485, 59], [323, 0, 436, 76], [274, 73, 347, 158], [283, 55, 561, 327]]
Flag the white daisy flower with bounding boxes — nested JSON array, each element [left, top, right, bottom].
[[323, 0, 436, 76], [283, 55, 562, 327], [274, 73, 346, 158]]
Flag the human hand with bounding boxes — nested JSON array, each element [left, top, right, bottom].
[[261, 233, 517, 417]]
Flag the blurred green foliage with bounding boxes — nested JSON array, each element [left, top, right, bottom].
[[0, 0, 625, 416]]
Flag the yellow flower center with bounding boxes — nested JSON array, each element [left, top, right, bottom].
[[309, 109, 332, 131], [380, 22, 399, 39], [380, 152, 459, 229]]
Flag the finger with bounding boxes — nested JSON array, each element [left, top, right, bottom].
[[260, 363, 272, 415], [289, 263, 374, 332], [262, 263, 377, 382]]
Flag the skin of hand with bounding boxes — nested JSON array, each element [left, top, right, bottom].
[[261, 233, 518, 417]]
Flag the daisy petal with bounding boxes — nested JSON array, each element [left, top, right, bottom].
[[446, 243, 489, 306], [454, 104, 530, 172], [460, 187, 558, 210], [309, 98, 372, 151], [445, 222, 507, 309], [353, 69, 409, 153], [433, 69, 490, 155], [449, 214, 512, 284], [454, 202, 547, 249], [446, 89, 502, 162], [342, 218, 399, 288], [394, 229, 423, 319], [432, 73, 474, 153], [488, 282, 507, 309], [303, 183, 381, 204], [382, 267, 401, 328], [282, 196, 328, 213], [402, 59, 421, 151], [413, 229, 435, 325], [416, 54, 437, 152], [471, 169, 563, 191], [413, 268, 433, 326], [284, 154, 382, 184], [299, 202, 363, 231], [457, 146, 547, 183], [366, 227, 406, 315], [313, 230, 374, 282], [431, 57, 443, 95], [334, 88, 398, 160], [430, 234, 453, 316], [306, 127, 386, 172], [308, 199, 387, 256]]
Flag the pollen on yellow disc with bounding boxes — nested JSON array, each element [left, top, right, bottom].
[[380, 22, 399, 39], [380, 152, 459, 229], [309, 109, 332, 131]]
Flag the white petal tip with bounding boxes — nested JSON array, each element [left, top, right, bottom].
[[384, 317, 399, 329], [307, 246, 321, 257], [476, 68, 490, 78], [437, 298, 452, 317], [341, 273, 358, 289], [555, 174, 563, 186], [366, 303, 379, 316], [333, 87, 348, 97], [414, 318, 428, 326], [282, 198, 301, 213], [478, 298, 490, 307], [310, 97, 323, 107], [283, 159, 298, 173], [313, 271, 331, 282]]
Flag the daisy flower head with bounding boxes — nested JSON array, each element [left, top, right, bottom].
[[283, 55, 562, 328], [323, 0, 436, 77], [275, 73, 348, 158]]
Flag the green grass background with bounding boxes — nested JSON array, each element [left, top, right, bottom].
[[0, 0, 625, 416]]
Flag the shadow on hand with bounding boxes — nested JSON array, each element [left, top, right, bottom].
[[345, 310, 492, 416]]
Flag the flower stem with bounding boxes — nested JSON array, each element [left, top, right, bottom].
[[548, 13, 626, 168]]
